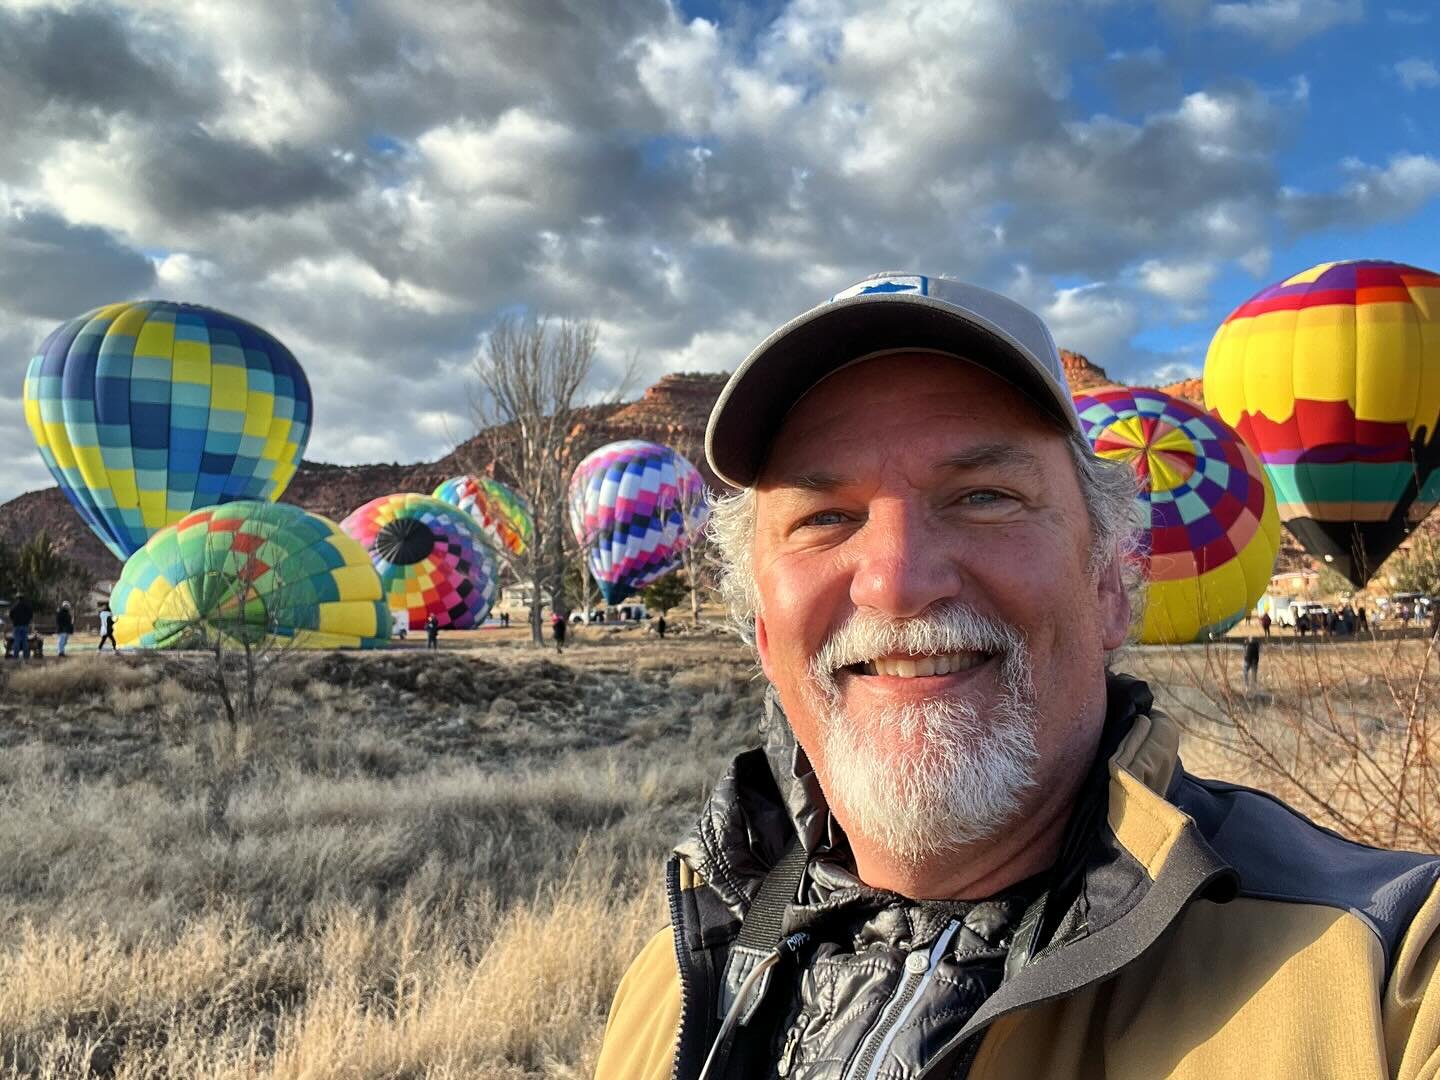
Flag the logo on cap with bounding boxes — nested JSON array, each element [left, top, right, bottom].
[[831, 275, 931, 301]]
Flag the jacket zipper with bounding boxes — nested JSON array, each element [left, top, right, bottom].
[[667, 858, 703, 1080], [843, 918, 964, 1080]]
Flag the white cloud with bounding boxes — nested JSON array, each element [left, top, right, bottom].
[[1212, 0, 1364, 42], [1, 0, 1438, 510], [1138, 258, 1221, 303], [1282, 152, 1440, 230], [1237, 246, 1273, 276], [1387, 8, 1432, 24], [1396, 57, 1440, 91]]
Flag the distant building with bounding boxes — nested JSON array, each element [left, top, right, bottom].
[[1270, 569, 1319, 596]]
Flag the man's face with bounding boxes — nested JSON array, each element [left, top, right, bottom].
[[752, 353, 1130, 862]]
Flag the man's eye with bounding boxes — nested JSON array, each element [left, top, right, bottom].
[[957, 490, 1009, 506], [801, 510, 849, 527]]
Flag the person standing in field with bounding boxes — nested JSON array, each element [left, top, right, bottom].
[[7, 595, 33, 660], [1243, 635, 1261, 690], [657, 613, 667, 640], [596, 272, 1440, 1080], [1260, 611, 1271, 638], [97, 602, 118, 652], [54, 601, 73, 657], [425, 613, 439, 651], [551, 610, 567, 654]]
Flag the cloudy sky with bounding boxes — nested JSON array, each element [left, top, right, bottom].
[[3, 0, 1438, 504]]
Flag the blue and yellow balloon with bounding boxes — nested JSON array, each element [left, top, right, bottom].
[[23, 301, 313, 562]]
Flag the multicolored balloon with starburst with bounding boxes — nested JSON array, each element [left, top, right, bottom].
[[1074, 386, 1280, 643], [340, 493, 498, 630]]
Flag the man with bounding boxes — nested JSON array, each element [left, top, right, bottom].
[[97, 601, 118, 653], [595, 274, 1440, 1080], [7, 594, 33, 660], [425, 612, 440, 651], [1243, 635, 1261, 691], [552, 610, 567, 654], [55, 601, 74, 658]]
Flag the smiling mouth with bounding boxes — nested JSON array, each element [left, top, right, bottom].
[[845, 652, 994, 678]]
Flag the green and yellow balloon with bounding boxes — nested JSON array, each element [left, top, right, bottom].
[[112, 501, 390, 650]]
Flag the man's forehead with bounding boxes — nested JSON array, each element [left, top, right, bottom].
[[761, 441, 1050, 492], [758, 355, 1064, 486]]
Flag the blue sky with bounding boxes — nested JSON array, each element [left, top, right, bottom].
[[1, 0, 1438, 504]]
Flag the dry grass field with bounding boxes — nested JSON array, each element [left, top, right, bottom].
[[0, 624, 1435, 1077]]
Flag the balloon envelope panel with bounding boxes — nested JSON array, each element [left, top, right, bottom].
[[568, 440, 708, 604], [1203, 260, 1440, 586], [1074, 387, 1281, 644], [22, 301, 313, 562], [341, 493, 498, 630], [432, 475, 535, 557], [111, 501, 389, 650]]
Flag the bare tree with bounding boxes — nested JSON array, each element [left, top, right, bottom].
[[468, 316, 629, 645], [142, 505, 302, 835], [677, 480, 711, 625]]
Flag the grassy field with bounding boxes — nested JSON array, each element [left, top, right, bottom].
[[0, 625, 1435, 1077]]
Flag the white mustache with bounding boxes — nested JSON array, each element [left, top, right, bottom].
[[809, 600, 1025, 681]]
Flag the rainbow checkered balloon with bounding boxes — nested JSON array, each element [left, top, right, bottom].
[[1204, 260, 1440, 586], [340, 493, 498, 630], [568, 440, 708, 604], [432, 475, 535, 558], [23, 301, 313, 562], [1074, 387, 1281, 644], [111, 501, 389, 650]]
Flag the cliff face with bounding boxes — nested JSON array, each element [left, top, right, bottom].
[[1060, 349, 1112, 392], [1160, 377, 1204, 406]]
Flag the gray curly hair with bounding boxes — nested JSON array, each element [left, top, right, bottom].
[[706, 431, 1144, 645]]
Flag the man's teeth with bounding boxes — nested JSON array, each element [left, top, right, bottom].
[[859, 653, 988, 678]]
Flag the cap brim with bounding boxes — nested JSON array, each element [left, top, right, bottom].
[[706, 293, 1078, 488]]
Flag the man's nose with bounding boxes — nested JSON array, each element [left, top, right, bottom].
[[848, 499, 963, 619]]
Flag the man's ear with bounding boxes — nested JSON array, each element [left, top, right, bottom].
[[1097, 557, 1132, 652], [756, 611, 776, 682]]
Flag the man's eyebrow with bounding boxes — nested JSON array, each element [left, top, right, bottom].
[[937, 443, 1045, 475], [769, 469, 857, 492]]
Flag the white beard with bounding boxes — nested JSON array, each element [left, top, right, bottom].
[[805, 601, 1039, 863]]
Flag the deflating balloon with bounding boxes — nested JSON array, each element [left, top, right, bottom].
[[1074, 387, 1281, 644], [111, 501, 389, 650], [1204, 260, 1440, 586], [568, 440, 708, 605], [432, 475, 535, 557], [22, 301, 313, 562], [340, 493, 498, 630]]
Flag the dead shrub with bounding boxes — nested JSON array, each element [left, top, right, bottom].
[[1135, 635, 1440, 852], [7, 657, 149, 702]]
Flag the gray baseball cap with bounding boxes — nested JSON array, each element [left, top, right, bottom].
[[705, 273, 1081, 488]]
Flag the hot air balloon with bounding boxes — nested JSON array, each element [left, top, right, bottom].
[[1074, 387, 1281, 643], [22, 301, 313, 563], [340, 493, 498, 630], [568, 440, 708, 605], [111, 501, 390, 650], [432, 475, 535, 558], [1204, 260, 1440, 586]]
